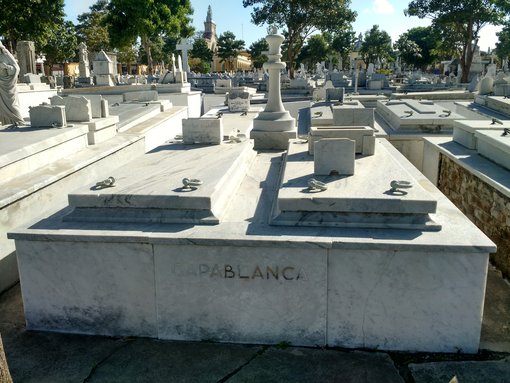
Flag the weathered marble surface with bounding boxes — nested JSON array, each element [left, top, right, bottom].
[[65, 140, 256, 224], [8, 140, 496, 352], [377, 99, 464, 132], [453, 119, 510, 150], [475, 129, 510, 171], [273, 139, 439, 230]]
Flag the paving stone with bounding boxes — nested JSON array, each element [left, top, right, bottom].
[[85, 339, 263, 383], [228, 347, 404, 383], [410, 358, 510, 383]]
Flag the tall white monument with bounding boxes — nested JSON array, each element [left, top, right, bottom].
[[250, 27, 296, 150]]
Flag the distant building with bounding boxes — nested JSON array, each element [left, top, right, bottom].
[[203, 5, 218, 54], [202, 5, 252, 72]]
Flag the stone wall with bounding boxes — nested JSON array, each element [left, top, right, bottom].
[[437, 155, 510, 277]]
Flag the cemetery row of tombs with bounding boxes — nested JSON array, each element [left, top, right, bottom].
[[2, 37, 510, 354]]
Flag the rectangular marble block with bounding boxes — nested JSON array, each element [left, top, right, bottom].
[[123, 91, 158, 102], [314, 138, 355, 176], [182, 118, 223, 145], [475, 130, 510, 171], [50, 95, 92, 122], [376, 100, 464, 131], [154, 244, 327, 346], [280, 140, 437, 214], [327, 249, 489, 353], [332, 103, 374, 128], [15, 240, 157, 337], [309, 126, 375, 155], [29, 105, 67, 128], [453, 120, 510, 150], [65, 141, 255, 224]]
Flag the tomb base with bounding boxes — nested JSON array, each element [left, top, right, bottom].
[[7, 139, 496, 353]]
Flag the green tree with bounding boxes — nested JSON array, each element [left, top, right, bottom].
[[359, 25, 393, 68], [105, 0, 193, 75], [402, 27, 441, 70], [248, 38, 269, 69], [394, 34, 422, 70], [76, 0, 111, 53], [242, 0, 356, 78], [496, 23, 510, 61], [217, 31, 245, 71], [405, 0, 510, 83], [298, 34, 329, 69], [43, 21, 78, 67], [0, 0, 65, 52], [329, 29, 356, 70], [190, 38, 213, 63]]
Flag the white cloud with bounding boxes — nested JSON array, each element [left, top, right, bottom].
[[372, 0, 395, 15]]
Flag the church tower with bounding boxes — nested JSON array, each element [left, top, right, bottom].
[[203, 5, 218, 53]]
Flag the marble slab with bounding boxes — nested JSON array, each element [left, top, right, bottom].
[[486, 96, 510, 117], [64, 140, 256, 224], [16, 240, 158, 337], [154, 244, 327, 345], [0, 125, 89, 182], [453, 120, 510, 150], [271, 139, 440, 230], [475, 130, 510, 171], [377, 99, 464, 132], [327, 249, 489, 353], [7, 143, 496, 352], [332, 101, 375, 128], [308, 125, 375, 155]]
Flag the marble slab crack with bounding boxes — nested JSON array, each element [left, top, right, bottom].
[[216, 345, 268, 382], [82, 339, 135, 382]]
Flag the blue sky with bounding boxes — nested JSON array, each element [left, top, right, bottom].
[[64, 0, 501, 51]]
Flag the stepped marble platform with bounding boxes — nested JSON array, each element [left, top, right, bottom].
[[475, 130, 510, 171], [64, 140, 256, 225], [272, 139, 439, 230], [453, 120, 510, 150], [0, 125, 89, 182], [486, 96, 510, 117], [8, 136, 496, 353], [377, 99, 464, 132], [0, 104, 189, 293]]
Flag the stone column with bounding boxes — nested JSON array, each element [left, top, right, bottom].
[[16, 41, 36, 77], [251, 30, 296, 150]]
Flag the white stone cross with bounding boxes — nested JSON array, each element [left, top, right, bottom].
[[176, 38, 192, 73]]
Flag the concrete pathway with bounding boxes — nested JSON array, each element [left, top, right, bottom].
[[1, 266, 509, 383]]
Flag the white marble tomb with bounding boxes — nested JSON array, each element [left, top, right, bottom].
[[8, 136, 495, 353]]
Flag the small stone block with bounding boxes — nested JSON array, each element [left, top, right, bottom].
[[29, 104, 67, 128], [362, 135, 376, 156], [50, 95, 92, 122], [123, 91, 158, 102], [182, 118, 223, 145], [101, 99, 109, 118], [314, 138, 355, 176]]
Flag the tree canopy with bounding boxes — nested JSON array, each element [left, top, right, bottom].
[[359, 25, 393, 68], [76, 0, 111, 54], [496, 22, 510, 61], [329, 29, 356, 70], [405, 0, 510, 82], [105, 0, 194, 74], [190, 38, 213, 62], [217, 31, 245, 71], [297, 34, 329, 69], [242, 0, 356, 78], [248, 38, 269, 69], [43, 21, 78, 67], [0, 0, 65, 52]]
